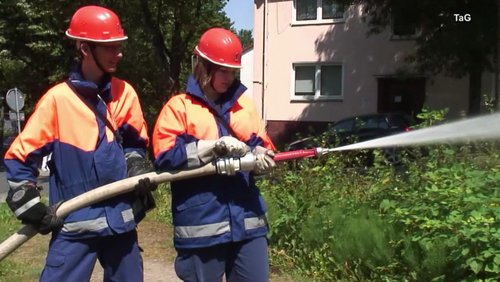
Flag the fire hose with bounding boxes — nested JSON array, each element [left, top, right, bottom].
[[0, 154, 258, 262], [0, 150, 318, 262], [2, 112, 498, 262]]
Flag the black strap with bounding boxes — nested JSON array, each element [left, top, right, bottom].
[[65, 81, 122, 144], [206, 103, 238, 138], [213, 112, 238, 138]]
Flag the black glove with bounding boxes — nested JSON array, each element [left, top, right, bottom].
[[36, 202, 64, 235], [6, 183, 63, 235], [127, 156, 158, 194], [134, 178, 156, 199], [126, 156, 157, 221]]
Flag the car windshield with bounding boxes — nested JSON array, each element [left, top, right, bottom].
[[356, 117, 388, 130], [333, 119, 354, 132], [388, 116, 409, 128]]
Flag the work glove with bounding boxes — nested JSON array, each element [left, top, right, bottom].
[[127, 156, 158, 194], [36, 201, 64, 235], [127, 155, 157, 221], [197, 136, 249, 164], [6, 183, 63, 234], [253, 146, 277, 175], [133, 178, 156, 198]]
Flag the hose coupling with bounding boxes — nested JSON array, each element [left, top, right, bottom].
[[215, 153, 256, 175]]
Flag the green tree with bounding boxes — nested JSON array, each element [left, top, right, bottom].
[[236, 29, 253, 49], [340, 0, 498, 115], [103, 0, 231, 123], [123, 0, 230, 89], [0, 0, 232, 126], [0, 0, 86, 106]]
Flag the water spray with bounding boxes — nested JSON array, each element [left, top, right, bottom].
[[273, 112, 500, 162]]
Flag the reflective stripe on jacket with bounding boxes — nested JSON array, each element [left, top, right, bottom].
[[4, 67, 149, 239], [152, 75, 275, 248]]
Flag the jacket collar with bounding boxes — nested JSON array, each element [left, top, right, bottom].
[[67, 62, 113, 103], [185, 75, 247, 115]]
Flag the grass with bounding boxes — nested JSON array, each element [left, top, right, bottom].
[[0, 203, 48, 282], [0, 201, 298, 281]]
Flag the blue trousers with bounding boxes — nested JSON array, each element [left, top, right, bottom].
[[40, 230, 143, 282], [174, 236, 269, 282]]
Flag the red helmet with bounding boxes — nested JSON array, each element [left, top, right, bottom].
[[66, 5, 127, 42], [195, 28, 242, 68]]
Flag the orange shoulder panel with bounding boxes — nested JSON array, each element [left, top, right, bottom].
[[153, 93, 222, 158], [5, 82, 100, 161], [5, 89, 57, 161], [183, 95, 219, 140], [153, 93, 276, 158], [108, 78, 149, 145], [152, 95, 188, 157], [54, 83, 100, 151], [231, 95, 276, 150]]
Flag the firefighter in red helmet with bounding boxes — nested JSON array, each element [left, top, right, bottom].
[[194, 27, 244, 68], [152, 27, 276, 281], [4, 5, 154, 281]]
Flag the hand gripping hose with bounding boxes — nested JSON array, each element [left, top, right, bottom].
[[0, 154, 256, 262], [0, 149, 325, 262]]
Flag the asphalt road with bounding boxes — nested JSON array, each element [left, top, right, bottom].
[[0, 170, 50, 203]]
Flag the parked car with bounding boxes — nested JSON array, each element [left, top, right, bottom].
[[286, 113, 414, 165]]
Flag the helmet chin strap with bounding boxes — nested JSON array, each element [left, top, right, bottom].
[[88, 43, 112, 75]]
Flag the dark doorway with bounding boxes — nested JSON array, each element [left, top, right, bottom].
[[377, 77, 425, 117]]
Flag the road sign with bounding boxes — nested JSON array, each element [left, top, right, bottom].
[[8, 111, 25, 121], [6, 88, 25, 112]]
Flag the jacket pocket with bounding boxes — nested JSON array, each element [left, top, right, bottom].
[[45, 250, 65, 267], [175, 193, 214, 212]]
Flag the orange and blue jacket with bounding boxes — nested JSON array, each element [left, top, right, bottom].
[[153, 75, 275, 249], [4, 66, 149, 239]]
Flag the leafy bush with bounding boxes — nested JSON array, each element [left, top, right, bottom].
[[261, 112, 500, 281], [149, 109, 500, 281], [150, 182, 173, 224]]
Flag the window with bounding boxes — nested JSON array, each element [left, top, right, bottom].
[[322, 0, 345, 19], [294, 0, 345, 24], [391, 5, 418, 38], [293, 64, 343, 100], [295, 66, 316, 96], [296, 0, 317, 21]]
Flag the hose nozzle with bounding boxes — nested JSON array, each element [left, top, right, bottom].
[[215, 153, 256, 175], [315, 147, 336, 156]]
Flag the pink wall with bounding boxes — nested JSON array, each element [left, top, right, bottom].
[[253, 1, 491, 144]]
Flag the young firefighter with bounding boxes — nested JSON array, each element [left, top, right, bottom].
[[4, 5, 155, 281], [152, 27, 276, 282]]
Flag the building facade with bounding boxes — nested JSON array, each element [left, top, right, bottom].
[[252, 0, 495, 145]]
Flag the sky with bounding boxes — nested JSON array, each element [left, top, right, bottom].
[[223, 0, 254, 31]]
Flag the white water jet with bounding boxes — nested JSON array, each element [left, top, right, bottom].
[[330, 112, 500, 152]]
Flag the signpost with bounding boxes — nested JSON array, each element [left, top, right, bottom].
[[5, 88, 25, 134]]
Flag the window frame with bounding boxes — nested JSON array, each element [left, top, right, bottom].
[[292, 0, 346, 26], [291, 62, 344, 102]]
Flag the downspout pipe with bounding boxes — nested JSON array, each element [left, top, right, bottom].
[[495, 1, 500, 110], [261, 0, 268, 120]]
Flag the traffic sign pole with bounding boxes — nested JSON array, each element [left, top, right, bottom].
[[5, 87, 26, 135], [14, 88, 21, 134]]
